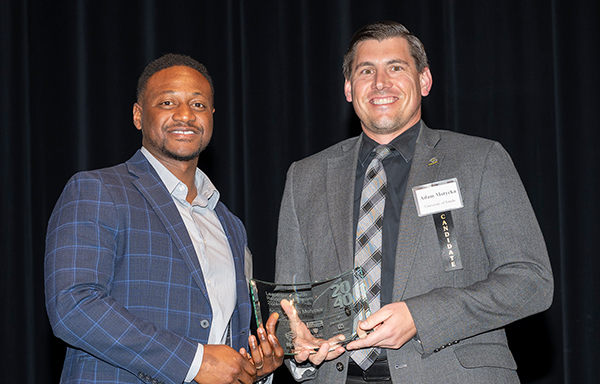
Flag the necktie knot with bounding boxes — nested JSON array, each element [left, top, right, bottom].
[[373, 145, 392, 161]]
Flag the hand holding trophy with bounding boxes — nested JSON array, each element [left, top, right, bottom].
[[249, 268, 370, 364], [279, 298, 346, 364]]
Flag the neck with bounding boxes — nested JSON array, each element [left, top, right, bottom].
[[362, 118, 420, 145], [158, 157, 199, 203]]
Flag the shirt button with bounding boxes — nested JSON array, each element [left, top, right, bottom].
[[336, 362, 344, 371], [200, 319, 210, 328]]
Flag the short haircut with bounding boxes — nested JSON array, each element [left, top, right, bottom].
[[342, 20, 429, 80], [136, 53, 214, 104]]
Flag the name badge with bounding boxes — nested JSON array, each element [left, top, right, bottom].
[[412, 178, 463, 217]]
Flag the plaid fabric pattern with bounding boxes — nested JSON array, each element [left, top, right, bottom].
[[350, 145, 391, 370], [44, 150, 251, 383]]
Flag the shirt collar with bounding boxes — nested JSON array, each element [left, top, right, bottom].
[[140, 146, 220, 210], [358, 120, 421, 165]]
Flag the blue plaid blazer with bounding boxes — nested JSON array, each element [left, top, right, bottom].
[[45, 150, 251, 384]]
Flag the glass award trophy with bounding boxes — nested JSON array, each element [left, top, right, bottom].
[[249, 268, 369, 355]]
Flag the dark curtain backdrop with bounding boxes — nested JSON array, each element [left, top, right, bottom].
[[1, 0, 598, 382]]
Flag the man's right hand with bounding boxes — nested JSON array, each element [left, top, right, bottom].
[[280, 299, 346, 366], [194, 344, 257, 384]]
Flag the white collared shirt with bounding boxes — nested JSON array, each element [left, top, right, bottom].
[[141, 147, 236, 382]]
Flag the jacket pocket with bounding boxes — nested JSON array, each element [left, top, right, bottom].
[[454, 342, 517, 370]]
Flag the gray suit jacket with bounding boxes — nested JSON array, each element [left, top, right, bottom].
[[275, 122, 553, 383]]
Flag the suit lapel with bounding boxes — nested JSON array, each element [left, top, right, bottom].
[[214, 203, 249, 318], [327, 137, 362, 272], [126, 151, 209, 299], [394, 124, 445, 300]]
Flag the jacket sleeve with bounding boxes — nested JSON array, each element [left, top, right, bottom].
[[44, 172, 198, 384], [404, 142, 554, 355], [275, 162, 313, 285]]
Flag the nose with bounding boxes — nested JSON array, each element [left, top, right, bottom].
[[173, 104, 196, 122], [373, 71, 391, 91]]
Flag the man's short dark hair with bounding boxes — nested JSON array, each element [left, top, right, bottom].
[[136, 53, 214, 104], [342, 20, 429, 80]]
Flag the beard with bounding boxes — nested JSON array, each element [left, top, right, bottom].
[[361, 104, 422, 137], [363, 115, 410, 136], [143, 126, 207, 162], [159, 144, 204, 162]]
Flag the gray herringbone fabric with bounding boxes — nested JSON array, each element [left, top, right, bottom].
[[275, 123, 553, 383], [351, 145, 391, 370]]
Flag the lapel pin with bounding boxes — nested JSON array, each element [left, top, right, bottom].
[[428, 157, 438, 166]]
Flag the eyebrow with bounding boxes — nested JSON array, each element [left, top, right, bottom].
[[156, 90, 207, 97]]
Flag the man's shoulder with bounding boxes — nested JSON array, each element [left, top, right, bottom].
[[56, 155, 152, 206], [294, 136, 360, 166], [67, 161, 131, 186], [68, 152, 146, 184], [423, 126, 499, 153]]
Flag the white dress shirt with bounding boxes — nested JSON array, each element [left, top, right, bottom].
[[141, 147, 236, 382]]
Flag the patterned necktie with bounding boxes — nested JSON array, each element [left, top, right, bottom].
[[351, 145, 391, 370]]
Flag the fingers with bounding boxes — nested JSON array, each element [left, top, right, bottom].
[[269, 333, 285, 361], [308, 341, 330, 365], [327, 333, 346, 349], [356, 326, 368, 339], [346, 328, 379, 350], [248, 335, 265, 369], [247, 314, 285, 378], [294, 349, 310, 364], [195, 344, 257, 384], [257, 327, 272, 355], [327, 345, 347, 361], [265, 312, 279, 335], [280, 299, 299, 325], [238, 349, 258, 379], [346, 302, 417, 350]]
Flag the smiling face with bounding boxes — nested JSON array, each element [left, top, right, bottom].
[[344, 37, 432, 143], [133, 65, 214, 165]]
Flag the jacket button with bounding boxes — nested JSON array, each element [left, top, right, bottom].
[[336, 362, 344, 371], [200, 319, 210, 328]]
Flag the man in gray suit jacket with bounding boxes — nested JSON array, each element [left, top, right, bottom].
[[275, 21, 553, 383], [45, 54, 283, 384]]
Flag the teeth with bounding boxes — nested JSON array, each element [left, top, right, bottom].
[[173, 130, 194, 135], [371, 97, 396, 105]]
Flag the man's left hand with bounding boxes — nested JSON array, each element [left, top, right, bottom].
[[240, 312, 285, 380], [345, 302, 417, 350]]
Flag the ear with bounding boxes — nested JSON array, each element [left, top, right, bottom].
[[344, 79, 353, 102], [419, 67, 433, 97], [133, 103, 142, 131]]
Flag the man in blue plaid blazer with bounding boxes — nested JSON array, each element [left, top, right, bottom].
[[45, 54, 282, 384]]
